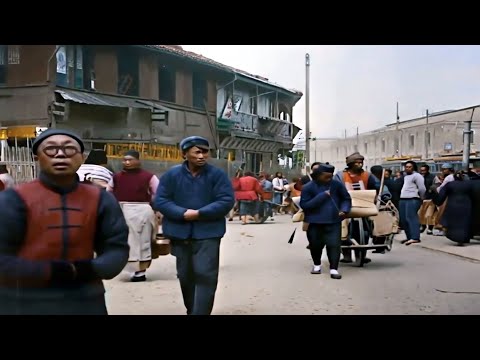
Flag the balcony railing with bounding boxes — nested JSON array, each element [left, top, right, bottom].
[[217, 112, 292, 141]]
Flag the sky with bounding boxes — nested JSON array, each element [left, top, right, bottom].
[[182, 45, 480, 139]]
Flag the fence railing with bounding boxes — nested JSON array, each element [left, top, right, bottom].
[[1, 144, 37, 185]]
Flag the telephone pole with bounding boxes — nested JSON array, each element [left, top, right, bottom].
[[462, 108, 475, 170], [305, 53, 310, 171], [425, 109, 429, 159]]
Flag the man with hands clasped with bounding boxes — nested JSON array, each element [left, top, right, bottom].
[[154, 136, 234, 315]]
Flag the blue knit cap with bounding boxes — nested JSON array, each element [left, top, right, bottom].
[[179, 136, 210, 151]]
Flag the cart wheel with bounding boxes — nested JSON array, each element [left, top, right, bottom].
[[385, 234, 394, 251], [256, 203, 270, 224], [355, 249, 368, 267], [258, 214, 269, 224]]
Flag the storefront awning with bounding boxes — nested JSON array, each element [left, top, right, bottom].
[[55, 89, 153, 109]]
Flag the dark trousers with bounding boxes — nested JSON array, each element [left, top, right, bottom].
[[399, 198, 422, 241], [306, 223, 342, 270], [0, 294, 108, 315], [171, 238, 221, 315], [421, 224, 434, 231]]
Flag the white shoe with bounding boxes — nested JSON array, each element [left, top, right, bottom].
[[330, 269, 342, 280]]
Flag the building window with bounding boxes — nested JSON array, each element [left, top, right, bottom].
[[73, 45, 83, 89], [192, 72, 207, 109], [381, 139, 386, 153], [354, 144, 358, 153], [56, 45, 93, 90], [158, 64, 176, 103], [82, 46, 95, 90], [278, 103, 290, 121], [233, 94, 242, 111], [269, 99, 275, 117], [426, 131, 431, 147], [394, 138, 399, 154], [364, 142, 368, 153], [56, 46, 67, 86], [117, 47, 139, 96], [8, 45, 20, 64], [471, 129, 475, 144], [409, 134, 415, 149], [0, 45, 7, 85], [250, 95, 257, 115]]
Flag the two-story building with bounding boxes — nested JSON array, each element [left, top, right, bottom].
[[0, 44, 302, 179], [215, 68, 302, 174]]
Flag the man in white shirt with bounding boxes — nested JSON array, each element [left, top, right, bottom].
[[399, 161, 426, 246], [436, 163, 455, 193]]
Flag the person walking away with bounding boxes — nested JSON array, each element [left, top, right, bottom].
[[0, 165, 14, 189], [300, 164, 351, 279], [471, 180, 480, 237], [399, 161, 426, 246], [153, 136, 234, 315], [107, 150, 160, 282], [431, 164, 454, 236], [234, 171, 263, 224], [334, 152, 378, 263], [77, 149, 113, 188], [0, 129, 129, 315], [432, 171, 474, 246]]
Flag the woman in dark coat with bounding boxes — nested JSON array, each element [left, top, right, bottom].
[[432, 171, 473, 246], [471, 180, 480, 237]]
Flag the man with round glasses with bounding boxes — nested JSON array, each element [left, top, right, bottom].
[[0, 128, 129, 315]]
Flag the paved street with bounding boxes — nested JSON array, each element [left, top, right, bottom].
[[105, 215, 480, 315]]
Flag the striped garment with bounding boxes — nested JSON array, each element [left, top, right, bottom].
[[77, 164, 113, 183]]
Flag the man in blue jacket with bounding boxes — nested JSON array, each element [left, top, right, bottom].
[[300, 164, 351, 280], [154, 136, 234, 315]]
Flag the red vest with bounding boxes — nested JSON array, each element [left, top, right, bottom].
[[8, 180, 101, 287], [112, 169, 153, 202], [343, 170, 370, 188]]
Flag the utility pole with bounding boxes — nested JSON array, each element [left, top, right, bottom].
[[462, 108, 475, 170], [356, 126, 359, 151], [305, 53, 310, 172], [396, 102, 402, 156], [425, 109, 429, 160], [396, 102, 400, 129]]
